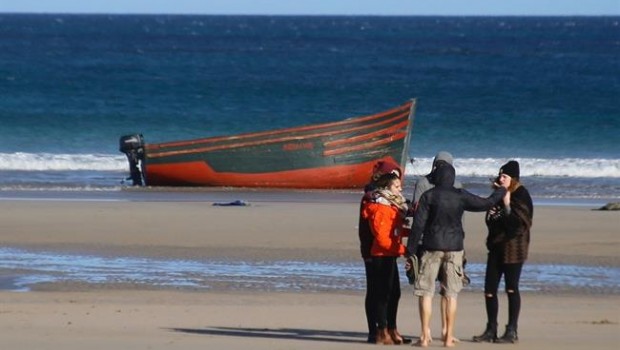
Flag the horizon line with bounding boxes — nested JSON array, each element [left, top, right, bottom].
[[1, 12, 619, 17]]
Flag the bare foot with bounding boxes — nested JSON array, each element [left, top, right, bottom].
[[444, 336, 457, 347], [414, 335, 433, 347], [414, 339, 430, 347], [441, 335, 461, 343], [442, 333, 460, 343]]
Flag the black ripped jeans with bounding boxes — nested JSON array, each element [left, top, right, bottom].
[[483, 248, 523, 330]]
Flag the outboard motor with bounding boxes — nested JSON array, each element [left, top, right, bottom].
[[119, 134, 145, 186]]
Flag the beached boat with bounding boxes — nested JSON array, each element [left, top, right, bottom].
[[119, 99, 416, 189]]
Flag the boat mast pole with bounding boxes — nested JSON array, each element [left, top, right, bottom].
[[401, 98, 417, 176]]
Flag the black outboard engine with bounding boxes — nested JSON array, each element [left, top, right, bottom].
[[119, 134, 145, 186]]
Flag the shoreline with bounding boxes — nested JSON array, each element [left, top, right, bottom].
[[0, 187, 618, 208]]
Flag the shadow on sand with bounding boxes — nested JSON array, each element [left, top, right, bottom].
[[168, 326, 368, 344]]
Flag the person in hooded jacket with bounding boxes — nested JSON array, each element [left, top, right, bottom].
[[411, 151, 465, 342], [407, 163, 507, 347], [358, 160, 410, 344], [362, 171, 410, 345], [412, 151, 462, 206], [473, 160, 533, 344]]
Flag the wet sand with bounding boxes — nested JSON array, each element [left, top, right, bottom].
[[0, 196, 618, 349]]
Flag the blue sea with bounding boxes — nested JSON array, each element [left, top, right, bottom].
[[0, 14, 619, 201]]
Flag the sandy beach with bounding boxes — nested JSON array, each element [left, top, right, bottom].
[[1, 195, 618, 349]]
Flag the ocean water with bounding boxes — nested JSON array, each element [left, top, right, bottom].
[[0, 15, 619, 199]]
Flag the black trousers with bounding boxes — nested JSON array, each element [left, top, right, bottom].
[[368, 256, 401, 330], [364, 259, 376, 336], [483, 249, 523, 329]]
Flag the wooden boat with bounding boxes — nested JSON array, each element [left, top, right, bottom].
[[119, 99, 416, 189]]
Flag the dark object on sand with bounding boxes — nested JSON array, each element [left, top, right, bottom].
[[595, 202, 620, 211], [119, 99, 415, 189], [213, 200, 250, 207]]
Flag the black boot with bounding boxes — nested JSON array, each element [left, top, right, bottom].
[[366, 333, 376, 343], [472, 322, 497, 343], [496, 325, 518, 344]]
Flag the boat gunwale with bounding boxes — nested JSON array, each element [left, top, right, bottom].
[[145, 99, 414, 151], [146, 107, 412, 159]]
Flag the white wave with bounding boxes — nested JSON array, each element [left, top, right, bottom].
[[0, 152, 127, 171], [406, 157, 620, 178], [1, 152, 619, 178]]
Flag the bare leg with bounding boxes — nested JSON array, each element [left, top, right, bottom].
[[441, 295, 447, 339], [444, 296, 458, 347], [441, 295, 460, 342], [415, 296, 433, 347]]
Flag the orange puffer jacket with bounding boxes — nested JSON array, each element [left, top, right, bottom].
[[363, 202, 409, 257]]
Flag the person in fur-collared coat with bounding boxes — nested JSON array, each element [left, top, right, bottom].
[[473, 160, 533, 344]]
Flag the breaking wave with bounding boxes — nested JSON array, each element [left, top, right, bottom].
[[0, 152, 126, 171], [406, 157, 620, 178], [0, 152, 619, 178]]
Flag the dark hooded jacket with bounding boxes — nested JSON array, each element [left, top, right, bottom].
[[408, 164, 506, 253]]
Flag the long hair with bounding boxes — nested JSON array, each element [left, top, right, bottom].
[[508, 178, 522, 193], [492, 176, 521, 193]]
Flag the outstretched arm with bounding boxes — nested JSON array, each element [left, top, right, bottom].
[[462, 187, 507, 212]]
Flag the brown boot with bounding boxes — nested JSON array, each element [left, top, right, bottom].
[[382, 328, 395, 345], [388, 328, 410, 344], [375, 328, 385, 344], [376, 328, 394, 345]]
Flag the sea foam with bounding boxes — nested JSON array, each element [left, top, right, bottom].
[[0, 152, 126, 171], [1, 152, 619, 178], [406, 157, 620, 178]]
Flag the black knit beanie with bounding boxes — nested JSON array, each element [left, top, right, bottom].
[[499, 160, 520, 180]]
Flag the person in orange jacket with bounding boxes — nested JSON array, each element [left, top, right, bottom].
[[362, 171, 410, 344], [359, 160, 411, 344]]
